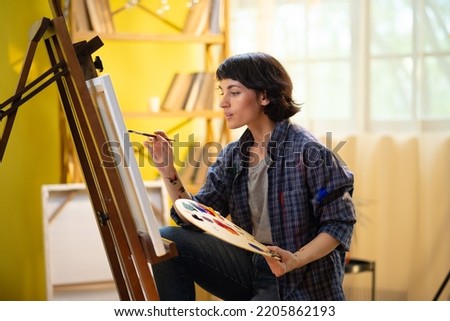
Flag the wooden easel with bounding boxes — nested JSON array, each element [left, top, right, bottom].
[[0, 1, 177, 300]]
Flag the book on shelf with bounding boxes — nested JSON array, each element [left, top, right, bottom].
[[160, 73, 196, 112], [72, 0, 92, 32], [99, 0, 115, 33], [183, 0, 212, 35], [208, 0, 221, 34], [179, 142, 201, 184], [161, 72, 215, 112], [191, 146, 213, 185], [85, 0, 114, 34], [193, 72, 215, 110], [180, 143, 217, 186], [184, 73, 205, 112]]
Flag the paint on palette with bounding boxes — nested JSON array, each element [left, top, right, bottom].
[[174, 199, 281, 260]]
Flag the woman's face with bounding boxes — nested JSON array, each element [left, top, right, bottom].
[[218, 78, 269, 130]]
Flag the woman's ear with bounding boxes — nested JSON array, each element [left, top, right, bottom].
[[259, 91, 270, 106]]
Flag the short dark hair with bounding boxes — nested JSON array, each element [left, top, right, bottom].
[[216, 52, 301, 122]]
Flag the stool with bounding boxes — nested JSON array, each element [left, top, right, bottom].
[[345, 258, 376, 300]]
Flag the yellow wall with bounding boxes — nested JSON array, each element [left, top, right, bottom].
[[0, 0, 59, 300], [0, 0, 205, 300]]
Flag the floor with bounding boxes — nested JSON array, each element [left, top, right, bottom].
[[50, 282, 219, 301], [51, 282, 119, 301]]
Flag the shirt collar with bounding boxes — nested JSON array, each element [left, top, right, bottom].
[[237, 120, 292, 165]]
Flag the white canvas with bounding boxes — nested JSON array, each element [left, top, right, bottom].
[[85, 74, 167, 257]]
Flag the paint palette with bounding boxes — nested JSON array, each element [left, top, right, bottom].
[[174, 199, 280, 260]]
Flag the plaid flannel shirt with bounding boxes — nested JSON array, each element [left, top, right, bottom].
[[171, 120, 356, 300]]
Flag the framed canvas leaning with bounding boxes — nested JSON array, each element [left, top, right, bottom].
[[42, 181, 168, 300]]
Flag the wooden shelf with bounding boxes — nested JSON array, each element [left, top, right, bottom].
[[123, 110, 224, 119], [72, 31, 225, 44]]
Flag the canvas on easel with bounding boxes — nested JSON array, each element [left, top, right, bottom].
[[85, 74, 166, 257]]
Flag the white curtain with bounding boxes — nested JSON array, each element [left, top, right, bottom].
[[329, 132, 450, 300]]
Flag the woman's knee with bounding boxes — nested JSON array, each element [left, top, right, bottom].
[[159, 225, 180, 239], [159, 226, 200, 247]]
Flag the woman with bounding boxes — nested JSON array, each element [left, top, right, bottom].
[[145, 52, 356, 300]]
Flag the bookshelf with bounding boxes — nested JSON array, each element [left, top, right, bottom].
[[66, 0, 230, 191]]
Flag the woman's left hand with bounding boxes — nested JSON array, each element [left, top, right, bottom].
[[264, 246, 301, 277]]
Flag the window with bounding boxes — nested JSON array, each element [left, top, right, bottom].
[[228, 0, 450, 133]]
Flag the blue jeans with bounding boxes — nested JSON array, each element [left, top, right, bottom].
[[152, 226, 280, 301]]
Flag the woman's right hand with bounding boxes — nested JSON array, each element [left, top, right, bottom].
[[144, 130, 192, 202], [143, 130, 175, 174]]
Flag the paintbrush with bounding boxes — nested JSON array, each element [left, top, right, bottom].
[[127, 129, 175, 141]]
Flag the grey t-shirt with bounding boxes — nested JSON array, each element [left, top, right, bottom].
[[248, 157, 273, 244]]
